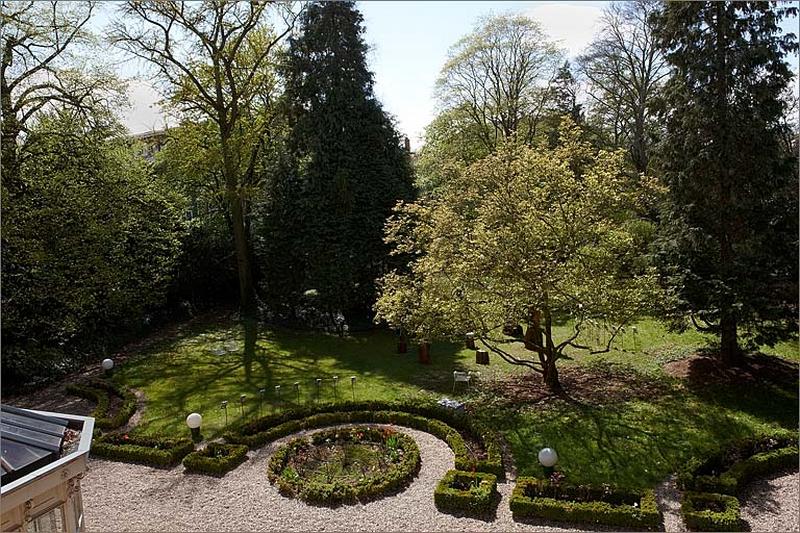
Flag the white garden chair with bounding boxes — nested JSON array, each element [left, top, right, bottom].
[[452, 370, 479, 393]]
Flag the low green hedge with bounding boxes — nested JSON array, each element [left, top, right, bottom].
[[92, 433, 194, 467], [678, 431, 798, 495], [224, 399, 503, 476], [434, 470, 498, 516], [510, 477, 660, 529], [183, 442, 249, 476], [267, 426, 420, 504], [65, 380, 137, 430], [681, 492, 742, 531]]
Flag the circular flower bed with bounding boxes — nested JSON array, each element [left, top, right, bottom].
[[267, 426, 421, 504]]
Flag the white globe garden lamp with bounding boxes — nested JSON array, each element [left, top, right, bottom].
[[101, 358, 114, 375], [186, 412, 202, 440], [538, 447, 558, 468]]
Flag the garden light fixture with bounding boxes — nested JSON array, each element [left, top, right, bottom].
[[538, 447, 558, 468], [186, 412, 202, 440], [101, 358, 114, 375], [350, 376, 356, 401]]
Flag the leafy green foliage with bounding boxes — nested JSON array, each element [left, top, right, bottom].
[[681, 492, 742, 531], [1, 112, 184, 387], [260, 1, 414, 321], [509, 477, 660, 528], [182, 442, 249, 476], [653, 2, 799, 361], [434, 470, 499, 516], [376, 121, 663, 388]]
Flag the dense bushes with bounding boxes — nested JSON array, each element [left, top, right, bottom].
[[183, 443, 248, 476], [1, 113, 185, 389], [678, 431, 798, 494], [65, 380, 137, 430], [224, 399, 503, 476], [92, 433, 194, 467], [509, 477, 660, 529], [434, 470, 498, 516], [267, 426, 420, 504], [681, 492, 742, 531]]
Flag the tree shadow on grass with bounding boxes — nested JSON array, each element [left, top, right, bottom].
[[502, 386, 793, 488]]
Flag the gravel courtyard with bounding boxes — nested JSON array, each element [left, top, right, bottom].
[[80, 426, 799, 532]]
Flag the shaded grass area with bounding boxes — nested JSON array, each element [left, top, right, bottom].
[[110, 314, 798, 489], [498, 381, 797, 488]]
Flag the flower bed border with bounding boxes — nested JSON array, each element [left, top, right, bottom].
[[678, 431, 798, 495], [92, 433, 194, 467], [267, 426, 421, 504], [509, 477, 660, 529], [681, 491, 742, 531], [65, 379, 137, 430], [183, 442, 249, 476], [434, 469, 498, 516], [224, 399, 503, 476]]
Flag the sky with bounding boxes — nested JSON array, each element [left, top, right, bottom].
[[106, 1, 798, 150]]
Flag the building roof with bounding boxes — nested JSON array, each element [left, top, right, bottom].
[[0, 405, 68, 485]]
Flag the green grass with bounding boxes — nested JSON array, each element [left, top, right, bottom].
[[110, 315, 798, 488]]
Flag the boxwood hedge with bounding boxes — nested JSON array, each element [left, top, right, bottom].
[[434, 470, 498, 516], [92, 433, 194, 468], [509, 477, 660, 529], [65, 379, 137, 430], [678, 431, 798, 495], [267, 426, 420, 504], [681, 491, 742, 531], [224, 399, 503, 476], [183, 442, 249, 476]]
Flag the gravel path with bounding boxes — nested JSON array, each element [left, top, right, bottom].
[[82, 426, 600, 532], [81, 426, 800, 532], [739, 471, 799, 533]]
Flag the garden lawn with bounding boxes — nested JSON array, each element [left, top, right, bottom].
[[112, 315, 798, 488]]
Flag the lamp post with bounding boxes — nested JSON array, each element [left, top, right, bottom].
[[220, 401, 228, 428], [315, 378, 322, 401], [186, 412, 202, 442], [274, 385, 281, 404], [538, 447, 559, 477], [239, 394, 246, 419], [101, 358, 114, 377], [333, 376, 339, 399], [350, 376, 356, 401], [294, 382, 300, 403], [259, 389, 266, 415]]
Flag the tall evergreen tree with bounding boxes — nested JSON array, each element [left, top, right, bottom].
[[653, 2, 798, 365], [261, 1, 413, 325]]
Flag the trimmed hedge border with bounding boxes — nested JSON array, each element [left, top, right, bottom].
[[678, 431, 799, 495], [510, 477, 660, 529], [267, 426, 421, 504], [434, 469, 498, 516], [65, 380, 137, 430], [92, 433, 194, 467], [681, 491, 742, 531], [224, 399, 503, 476], [183, 442, 249, 476]]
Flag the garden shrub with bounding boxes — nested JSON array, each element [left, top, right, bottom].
[[224, 399, 503, 476], [678, 431, 798, 494], [509, 477, 660, 529], [434, 470, 498, 516], [65, 380, 137, 430], [681, 492, 742, 531], [92, 433, 194, 467], [267, 426, 420, 504], [183, 442, 248, 476]]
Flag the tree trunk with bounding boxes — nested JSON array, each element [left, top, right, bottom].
[[719, 312, 741, 366], [542, 297, 562, 392], [220, 130, 257, 319]]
